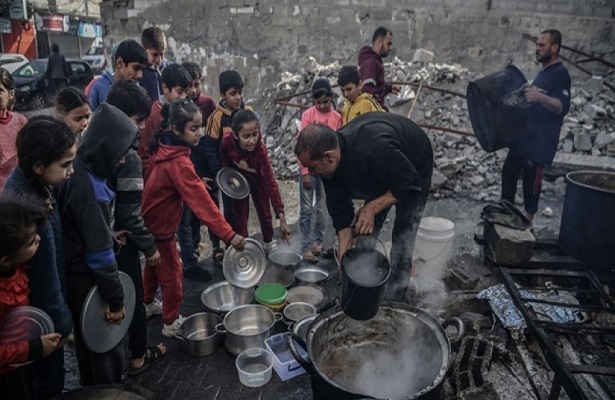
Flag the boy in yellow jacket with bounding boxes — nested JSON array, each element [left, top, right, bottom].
[[337, 65, 384, 126]]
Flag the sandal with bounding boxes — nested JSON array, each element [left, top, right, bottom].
[[212, 248, 224, 268], [126, 344, 166, 377]]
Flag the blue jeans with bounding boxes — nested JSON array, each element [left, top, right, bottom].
[[299, 175, 326, 251]]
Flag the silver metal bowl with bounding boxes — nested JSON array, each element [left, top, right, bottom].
[[291, 314, 318, 343], [287, 286, 324, 307], [294, 266, 329, 284], [258, 266, 295, 288], [268, 249, 303, 268], [201, 281, 255, 313], [283, 302, 317, 323]]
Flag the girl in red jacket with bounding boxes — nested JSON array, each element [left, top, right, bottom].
[[0, 199, 62, 399], [141, 100, 245, 338], [220, 110, 291, 249]]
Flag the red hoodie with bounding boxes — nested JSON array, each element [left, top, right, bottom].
[[0, 265, 33, 374], [358, 45, 392, 109], [220, 133, 284, 216], [142, 138, 235, 242]]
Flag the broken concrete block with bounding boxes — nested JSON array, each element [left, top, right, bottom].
[[595, 132, 615, 149], [412, 48, 434, 63], [430, 168, 448, 190], [573, 132, 592, 151], [469, 175, 485, 186], [585, 76, 603, 94], [562, 138, 574, 153], [585, 103, 607, 119], [484, 222, 535, 266]]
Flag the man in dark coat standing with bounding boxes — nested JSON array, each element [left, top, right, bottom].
[[46, 43, 70, 96], [295, 113, 433, 302]]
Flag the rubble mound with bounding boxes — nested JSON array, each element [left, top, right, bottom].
[[255, 57, 614, 203]]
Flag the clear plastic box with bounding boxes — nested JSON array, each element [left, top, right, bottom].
[[264, 332, 308, 381]]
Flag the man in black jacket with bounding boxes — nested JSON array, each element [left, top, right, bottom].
[[46, 43, 69, 96], [295, 113, 433, 302]]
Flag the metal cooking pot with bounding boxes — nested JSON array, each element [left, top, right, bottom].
[[215, 304, 282, 356], [283, 302, 317, 324], [200, 281, 254, 314], [289, 303, 464, 400], [269, 249, 303, 268], [258, 266, 295, 288], [294, 266, 330, 285], [175, 312, 222, 357]]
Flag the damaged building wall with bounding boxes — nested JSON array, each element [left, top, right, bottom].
[[100, 0, 614, 97]]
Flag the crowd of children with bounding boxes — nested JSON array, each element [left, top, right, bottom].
[[0, 22, 386, 398]]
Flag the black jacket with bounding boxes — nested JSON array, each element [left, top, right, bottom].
[[109, 149, 156, 257], [58, 103, 138, 312], [324, 113, 433, 232]]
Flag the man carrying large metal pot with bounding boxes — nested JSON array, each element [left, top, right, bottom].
[[501, 29, 571, 225], [295, 112, 433, 302]]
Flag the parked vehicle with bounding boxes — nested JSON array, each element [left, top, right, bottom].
[[82, 46, 106, 74], [0, 53, 28, 74], [12, 59, 93, 110]]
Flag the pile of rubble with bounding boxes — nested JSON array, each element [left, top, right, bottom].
[[255, 55, 614, 203]]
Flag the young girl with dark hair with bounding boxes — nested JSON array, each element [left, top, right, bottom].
[[220, 109, 290, 248], [142, 100, 245, 337], [0, 198, 62, 400], [0, 68, 27, 191], [3, 116, 76, 398], [55, 86, 91, 138]]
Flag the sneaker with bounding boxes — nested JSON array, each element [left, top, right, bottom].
[[183, 267, 212, 282], [311, 242, 323, 256], [162, 315, 184, 338], [263, 240, 278, 253], [302, 249, 318, 264], [144, 299, 163, 319]]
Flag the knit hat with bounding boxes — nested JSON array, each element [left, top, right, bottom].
[[312, 78, 332, 97], [219, 70, 244, 93]]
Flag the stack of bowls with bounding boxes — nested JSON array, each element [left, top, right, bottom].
[[255, 283, 287, 311]]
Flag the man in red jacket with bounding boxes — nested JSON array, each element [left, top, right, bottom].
[[358, 26, 400, 110]]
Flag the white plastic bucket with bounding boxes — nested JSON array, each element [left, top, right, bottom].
[[412, 217, 455, 280]]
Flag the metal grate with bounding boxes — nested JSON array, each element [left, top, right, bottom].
[[500, 268, 615, 400]]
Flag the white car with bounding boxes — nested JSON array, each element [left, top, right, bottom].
[[82, 46, 106, 75], [0, 53, 29, 74]]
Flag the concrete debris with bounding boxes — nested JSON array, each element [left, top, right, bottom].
[[412, 48, 435, 63], [541, 207, 554, 218], [259, 57, 613, 201]]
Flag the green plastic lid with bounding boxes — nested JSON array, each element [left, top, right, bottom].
[[255, 283, 287, 305]]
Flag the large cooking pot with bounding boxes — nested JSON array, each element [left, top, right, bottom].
[[215, 304, 282, 356], [200, 281, 254, 314], [289, 303, 464, 399], [175, 312, 222, 357], [559, 171, 615, 270]]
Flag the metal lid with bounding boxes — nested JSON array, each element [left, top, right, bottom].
[[223, 238, 267, 288], [216, 167, 250, 200], [80, 271, 136, 354], [0, 306, 54, 344]]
